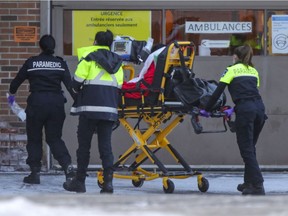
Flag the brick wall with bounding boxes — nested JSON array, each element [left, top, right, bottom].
[[0, 0, 40, 171], [0, 0, 40, 130]]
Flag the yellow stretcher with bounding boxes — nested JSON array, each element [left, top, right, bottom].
[[97, 41, 229, 193]]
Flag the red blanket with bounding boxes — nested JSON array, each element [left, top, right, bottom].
[[121, 62, 156, 99]]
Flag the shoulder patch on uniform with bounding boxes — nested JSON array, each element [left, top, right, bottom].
[[29, 56, 37, 60], [56, 56, 64, 61], [221, 69, 228, 77]]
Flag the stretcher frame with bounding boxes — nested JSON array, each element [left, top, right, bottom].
[[97, 41, 211, 193]]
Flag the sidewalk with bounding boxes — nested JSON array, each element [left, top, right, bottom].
[[0, 171, 288, 215]]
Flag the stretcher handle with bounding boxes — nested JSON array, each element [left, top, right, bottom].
[[190, 107, 233, 134]]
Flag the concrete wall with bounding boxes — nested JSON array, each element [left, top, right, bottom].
[[61, 55, 288, 166]]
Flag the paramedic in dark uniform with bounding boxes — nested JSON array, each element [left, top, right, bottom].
[[8, 35, 75, 185], [63, 30, 124, 194], [200, 45, 267, 195]]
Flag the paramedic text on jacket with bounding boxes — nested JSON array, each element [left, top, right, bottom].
[[203, 44, 266, 196], [8, 34, 75, 185], [63, 30, 124, 194]]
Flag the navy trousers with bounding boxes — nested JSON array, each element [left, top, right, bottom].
[[25, 92, 71, 169], [235, 98, 266, 185], [76, 115, 114, 175]]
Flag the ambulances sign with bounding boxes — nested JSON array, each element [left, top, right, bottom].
[[185, 22, 252, 34]]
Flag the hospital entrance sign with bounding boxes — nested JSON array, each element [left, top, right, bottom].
[[73, 11, 151, 56]]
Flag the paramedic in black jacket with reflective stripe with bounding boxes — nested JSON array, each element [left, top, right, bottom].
[[8, 35, 75, 185], [63, 30, 123, 194]]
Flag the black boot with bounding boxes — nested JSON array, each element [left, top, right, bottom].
[[237, 182, 251, 192], [23, 167, 41, 184], [64, 164, 75, 181], [100, 169, 114, 194], [242, 183, 265, 195], [63, 173, 86, 193]]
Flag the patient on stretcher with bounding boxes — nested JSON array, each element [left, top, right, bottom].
[[118, 40, 232, 134], [121, 44, 165, 99], [120, 41, 225, 112]]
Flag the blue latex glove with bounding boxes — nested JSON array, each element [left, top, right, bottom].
[[223, 108, 234, 117], [199, 109, 211, 118], [7, 94, 15, 106]]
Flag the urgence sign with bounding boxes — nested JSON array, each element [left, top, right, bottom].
[[73, 10, 151, 56]]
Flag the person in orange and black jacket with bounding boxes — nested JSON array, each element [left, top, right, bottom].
[[8, 35, 75, 185], [200, 44, 267, 195], [63, 30, 124, 194]]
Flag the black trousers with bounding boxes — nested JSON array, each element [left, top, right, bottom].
[[76, 115, 114, 175], [235, 99, 266, 185], [25, 92, 71, 169]]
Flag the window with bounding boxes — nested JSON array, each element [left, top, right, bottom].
[[63, 9, 265, 56], [165, 9, 264, 56], [63, 10, 72, 55]]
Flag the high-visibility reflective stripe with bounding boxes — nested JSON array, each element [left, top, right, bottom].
[[71, 106, 118, 114], [84, 79, 118, 87], [28, 68, 65, 71], [74, 75, 85, 83], [234, 74, 258, 78], [94, 70, 104, 80], [83, 71, 119, 87]]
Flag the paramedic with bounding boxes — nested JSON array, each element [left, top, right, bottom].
[[63, 30, 124, 194], [200, 45, 267, 195], [8, 35, 75, 184], [229, 15, 263, 55]]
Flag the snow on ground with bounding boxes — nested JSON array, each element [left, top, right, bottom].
[[1, 172, 288, 216], [0, 196, 182, 216], [1, 171, 288, 195]]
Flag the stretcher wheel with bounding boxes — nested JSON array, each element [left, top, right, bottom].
[[132, 179, 144, 187], [163, 179, 175, 193], [198, 177, 209, 192], [97, 180, 104, 189]]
